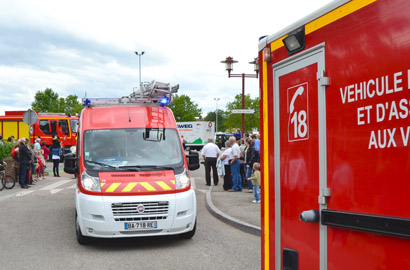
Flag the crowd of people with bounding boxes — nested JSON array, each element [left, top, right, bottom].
[[7, 135, 62, 189], [201, 132, 261, 203]]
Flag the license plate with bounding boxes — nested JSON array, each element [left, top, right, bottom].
[[124, 221, 158, 230]]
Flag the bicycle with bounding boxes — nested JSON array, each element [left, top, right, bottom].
[[0, 165, 16, 190]]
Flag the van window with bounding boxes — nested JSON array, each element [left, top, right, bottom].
[[70, 119, 78, 133], [50, 120, 57, 135], [83, 128, 184, 170], [39, 120, 51, 134], [58, 120, 69, 135]]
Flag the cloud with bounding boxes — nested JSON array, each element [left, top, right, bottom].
[[0, 0, 334, 118]]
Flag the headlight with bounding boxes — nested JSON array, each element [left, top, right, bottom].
[[175, 170, 190, 190], [81, 171, 101, 192]]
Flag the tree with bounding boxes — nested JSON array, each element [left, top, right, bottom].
[[31, 88, 59, 113], [225, 94, 260, 132], [63, 95, 83, 115], [168, 94, 202, 121], [204, 109, 227, 132], [31, 88, 83, 115]]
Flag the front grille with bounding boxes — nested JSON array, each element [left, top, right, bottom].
[[114, 216, 167, 222], [119, 229, 162, 235], [111, 201, 169, 216]]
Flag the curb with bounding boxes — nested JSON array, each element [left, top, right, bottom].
[[205, 186, 261, 236]]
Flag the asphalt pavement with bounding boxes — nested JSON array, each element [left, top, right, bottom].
[[2, 158, 262, 237], [204, 175, 261, 236]]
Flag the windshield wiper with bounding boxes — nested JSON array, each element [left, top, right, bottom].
[[140, 165, 175, 171], [117, 165, 142, 171], [118, 165, 174, 171], [85, 160, 118, 169]]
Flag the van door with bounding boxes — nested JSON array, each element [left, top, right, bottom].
[[273, 45, 328, 270]]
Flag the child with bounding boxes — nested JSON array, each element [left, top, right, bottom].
[[247, 162, 261, 203], [36, 150, 45, 180]]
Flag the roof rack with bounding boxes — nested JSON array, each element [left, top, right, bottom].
[[38, 112, 67, 116], [83, 80, 179, 108]]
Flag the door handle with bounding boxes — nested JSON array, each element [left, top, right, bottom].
[[299, 209, 320, 223]]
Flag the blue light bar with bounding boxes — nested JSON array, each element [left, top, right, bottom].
[[160, 96, 169, 106]]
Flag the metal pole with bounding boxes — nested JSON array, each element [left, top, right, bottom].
[[214, 98, 220, 132], [135, 51, 145, 88], [242, 73, 245, 137], [139, 55, 142, 87]]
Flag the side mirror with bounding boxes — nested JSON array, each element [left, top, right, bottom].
[[64, 153, 77, 174], [186, 150, 200, 171]]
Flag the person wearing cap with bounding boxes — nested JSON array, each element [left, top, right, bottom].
[[34, 138, 41, 151]]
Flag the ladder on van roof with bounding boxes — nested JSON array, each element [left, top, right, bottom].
[[82, 80, 179, 107]]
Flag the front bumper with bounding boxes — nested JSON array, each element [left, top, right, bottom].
[[75, 188, 196, 238]]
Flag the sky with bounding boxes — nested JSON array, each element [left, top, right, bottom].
[[0, 0, 335, 117]]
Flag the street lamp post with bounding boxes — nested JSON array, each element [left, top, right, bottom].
[[214, 97, 220, 132], [221, 57, 259, 136], [135, 51, 145, 88]]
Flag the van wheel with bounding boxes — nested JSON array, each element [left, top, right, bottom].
[[180, 219, 196, 239], [76, 211, 91, 245]]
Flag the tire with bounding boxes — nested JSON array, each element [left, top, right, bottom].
[[0, 177, 4, 191], [180, 219, 196, 239], [4, 174, 16, 189], [76, 211, 91, 245]]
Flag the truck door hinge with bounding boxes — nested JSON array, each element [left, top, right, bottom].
[[317, 70, 330, 86], [318, 187, 331, 205]]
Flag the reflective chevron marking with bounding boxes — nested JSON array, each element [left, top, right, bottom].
[[155, 181, 172, 191], [105, 182, 121, 192], [122, 182, 138, 192], [140, 182, 156, 191]]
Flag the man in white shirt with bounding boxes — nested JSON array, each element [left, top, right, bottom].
[[201, 138, 221, 186], [229, 136, 242, 191]]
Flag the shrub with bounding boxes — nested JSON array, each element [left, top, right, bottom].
[[0, 142, 16, 160]]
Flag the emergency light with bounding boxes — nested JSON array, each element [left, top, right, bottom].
[[160, 96, 169, 106], [283, 26, 305, 55]]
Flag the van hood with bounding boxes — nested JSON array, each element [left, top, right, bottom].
[[98, 170, 176, 195]]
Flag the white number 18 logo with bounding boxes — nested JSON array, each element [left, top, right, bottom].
[[288, 83, 309, 142]]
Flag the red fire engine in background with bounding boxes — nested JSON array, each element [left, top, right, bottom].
[[258, 0, 410, 269], [0, 110, 78, 152]]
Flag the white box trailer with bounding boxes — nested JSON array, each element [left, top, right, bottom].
[[177, 121, 215, 150]]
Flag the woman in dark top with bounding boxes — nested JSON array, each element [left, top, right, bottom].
[[50, 136, 62, 177], [244, 138, 257, 192]]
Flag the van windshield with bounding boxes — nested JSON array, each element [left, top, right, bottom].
[[83, 128, 184, 170]]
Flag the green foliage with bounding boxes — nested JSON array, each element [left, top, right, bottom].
[[0, 142, 16, 160], [204, 109, 227, 132], [31, 88, 83, 115], [225, 94, 260, 132], [32, 88, 59, 112], [61, 95, 83, 115], [168, 94, 202, 121]]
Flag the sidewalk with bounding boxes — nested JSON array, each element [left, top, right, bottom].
[[205, 183, 261, 236]]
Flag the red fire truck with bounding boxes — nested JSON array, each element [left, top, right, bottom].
[[0, 111, 78, 152], [258, 0, 410, 269]]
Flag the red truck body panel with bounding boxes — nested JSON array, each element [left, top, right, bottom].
[[259, 0, 410, 268]]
